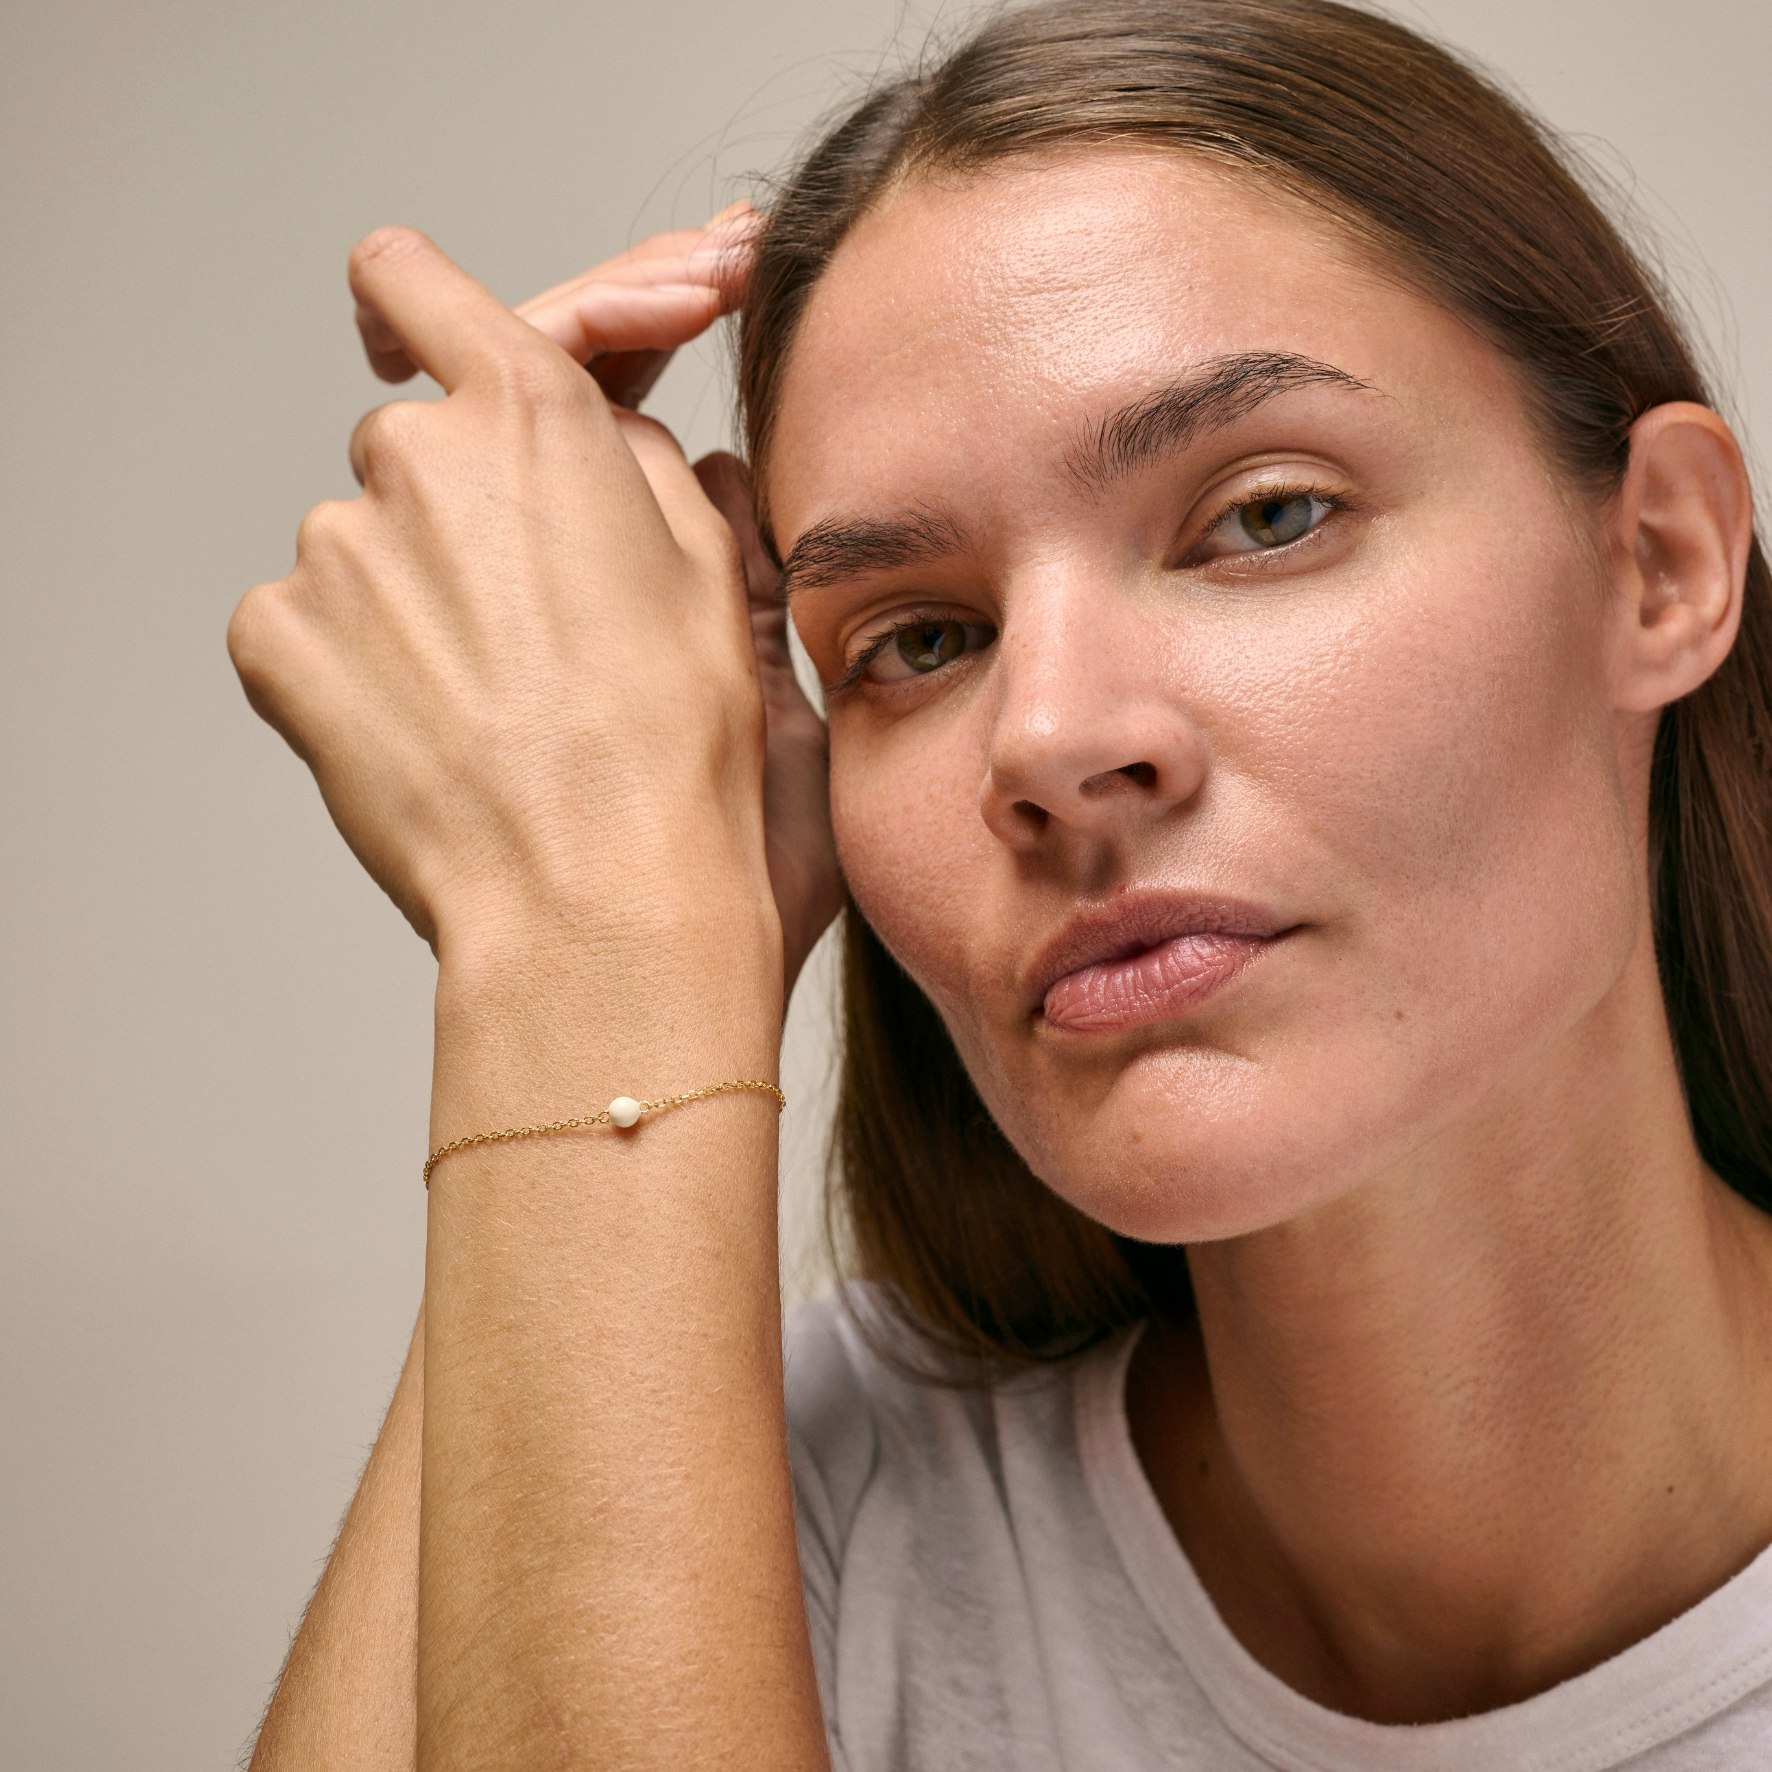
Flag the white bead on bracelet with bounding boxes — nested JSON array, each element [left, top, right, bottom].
[[423, 1077, 787, 1187]]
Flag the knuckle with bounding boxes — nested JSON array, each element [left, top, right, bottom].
[[355, 400, 427, 473], [485, 345, 579, 410], [225, 581, 290, 685], [349, 224, 428, 277], [294, 496, 354, 559]]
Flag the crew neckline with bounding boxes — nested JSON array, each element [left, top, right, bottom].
[[1072, 1317, 1772, 1772]]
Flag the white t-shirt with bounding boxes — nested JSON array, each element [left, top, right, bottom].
[[782, 1284, 1772, 1771]]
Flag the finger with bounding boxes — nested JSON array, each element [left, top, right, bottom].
[[516, 208, 756, 316], [556, 219, 759, 409], [517, 228, 757, 368], [593, 347, 674, 411], [522, 278, 730, 369], [515, 203, 759, 313], [610, 408, 735, 562], [693, 453, 779, 610], [359, 208, 761, 385], [519, 210, 761, 317], [358, 277, 715, 389], [347, 225, 560, 395], [355, 298, 420, 383], [694, 453, 809, 688]]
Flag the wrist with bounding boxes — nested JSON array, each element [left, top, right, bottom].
[[434, 819, 780, 977], [439, 883, 782, 1005], [431, 891, 784, 1118]]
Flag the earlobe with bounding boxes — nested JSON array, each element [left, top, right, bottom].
[[1608, 401, 1753, 714]]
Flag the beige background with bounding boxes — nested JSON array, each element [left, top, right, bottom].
[[1, 1, 1765, 1765]]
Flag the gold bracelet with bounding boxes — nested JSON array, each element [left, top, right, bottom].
[[423, 1078, 786, 1188]]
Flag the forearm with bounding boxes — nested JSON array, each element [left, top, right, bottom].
[[417, 889, 825, 1770], [250, 1298, 424, 1771]]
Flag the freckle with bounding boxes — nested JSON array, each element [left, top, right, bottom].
[[1394, 1009, 1405, 1021]]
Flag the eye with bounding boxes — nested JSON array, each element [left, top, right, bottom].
[[828, 614, 996, 696], [1190, 488, 1344, 561]]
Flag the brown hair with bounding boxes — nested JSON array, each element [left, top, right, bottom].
[[735, 0, 1772, 1379]]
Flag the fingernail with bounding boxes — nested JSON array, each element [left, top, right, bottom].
[[703, 199, 757, 228], [686, 221, 764, 273], [698, 207, 766, 249]]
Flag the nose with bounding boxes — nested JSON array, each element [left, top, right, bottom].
[[979, 576, 1208, 851]]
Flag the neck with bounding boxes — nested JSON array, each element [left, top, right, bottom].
[[1127, 930, 1772, 1724]]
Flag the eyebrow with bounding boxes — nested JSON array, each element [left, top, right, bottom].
[[776, 350, 1374, 602], [779, 504, 969, 604], [1067, 350, 1375, 493]]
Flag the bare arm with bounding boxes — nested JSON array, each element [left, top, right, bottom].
[[246, 959, 823, 1771], [418, 918, 822, 1769], [248, 1300, 423, 1770], [247, 939, 823, 1772], [230, 212, 837, 1769]]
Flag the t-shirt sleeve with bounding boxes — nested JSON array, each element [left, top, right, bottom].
[[782, 1289, 881, 1772]]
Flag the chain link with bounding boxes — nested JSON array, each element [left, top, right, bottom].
[[423, 1079, 786, 1187]]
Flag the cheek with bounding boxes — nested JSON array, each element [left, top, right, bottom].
[[828, 717, 988, 994], [1295, 528, 1634, 1034], [819, 517, 1641, 1241]]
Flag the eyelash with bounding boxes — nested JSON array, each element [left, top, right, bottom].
[[1185, 480, 1351, 563], [825, 480, 1350, 699], [825, 610, 983, 699]]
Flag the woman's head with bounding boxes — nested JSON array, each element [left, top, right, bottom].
[[737, 0, 1772, 1369]]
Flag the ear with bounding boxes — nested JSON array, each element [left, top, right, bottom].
[[1605, 401, 1753, 715]]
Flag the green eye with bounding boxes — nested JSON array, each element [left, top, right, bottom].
[[1191, 487, 1342, 562], [830, 613, 997, 696], [1241, 494, 1317, 546]]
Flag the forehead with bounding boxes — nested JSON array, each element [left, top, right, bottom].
[[766, 147, 1506, 533]]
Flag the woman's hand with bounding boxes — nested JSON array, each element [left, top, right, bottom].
[[230, 215, 842, 998], [232, 216, 839, 1772], [693, 448, 847, 1006], [497, 207, 845, 997]]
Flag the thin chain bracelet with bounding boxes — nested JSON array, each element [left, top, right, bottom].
[[423, 1078, 787, 1188]]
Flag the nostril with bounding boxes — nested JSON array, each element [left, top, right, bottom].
[[1081, 761, 1157, 794]]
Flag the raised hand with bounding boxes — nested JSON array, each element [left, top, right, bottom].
[[354, 201, 758, 408], [693, 449, 846, 1002], [493, 206, 845, 994], [229, 222, 787, 988], [242, 212, 843, 1006]]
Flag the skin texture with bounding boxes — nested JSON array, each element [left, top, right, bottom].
[[236, 152, 1771, 1759], [768, 147, 1772, 1722], [234, 216, 837, 1770]]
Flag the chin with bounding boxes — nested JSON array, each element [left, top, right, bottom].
[[996, 1040, 1416, 1246], [1034, 1133, 1341, 1247]]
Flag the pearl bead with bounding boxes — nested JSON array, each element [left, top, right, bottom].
[[607, 1095, 642, 1129]]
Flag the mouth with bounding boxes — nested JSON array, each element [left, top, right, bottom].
[[1024, 893, 1302, 1036], [1038, 928, 1299, 1034]]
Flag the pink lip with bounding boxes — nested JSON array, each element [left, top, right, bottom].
[[1040, 929, 1289, 1033], [1022, 890, 1301, 1034]]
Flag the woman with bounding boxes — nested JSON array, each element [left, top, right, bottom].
[[232, 0, 1772, 1765]]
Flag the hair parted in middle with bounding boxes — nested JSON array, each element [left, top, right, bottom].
[[735, 0, 1772, 1384]]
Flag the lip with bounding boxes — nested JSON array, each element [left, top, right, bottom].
[[1024, 891, 1301, 1029]]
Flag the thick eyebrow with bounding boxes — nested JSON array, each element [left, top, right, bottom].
[[778, 504, 970, 605], [1066, 350, 1376, 493], [776, 350, 1375, 602]]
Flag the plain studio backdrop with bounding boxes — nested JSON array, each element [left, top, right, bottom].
[[0, 0, 1766, 1764]]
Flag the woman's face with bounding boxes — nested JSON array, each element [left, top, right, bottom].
[[767, 148, 1647, 1243]]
